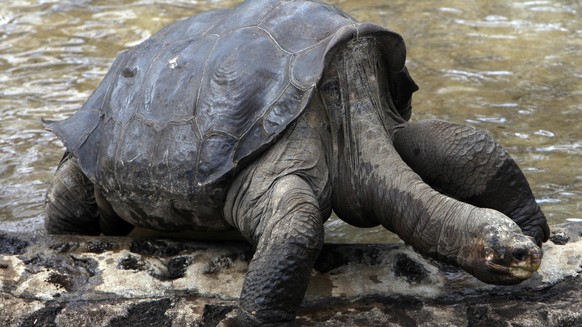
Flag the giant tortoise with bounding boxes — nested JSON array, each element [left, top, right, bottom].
[[44, 0, 549, 325]]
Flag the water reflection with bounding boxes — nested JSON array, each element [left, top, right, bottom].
[[1, 0, 580, 243]]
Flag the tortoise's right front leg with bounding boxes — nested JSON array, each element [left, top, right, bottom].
[[225, 174, 324, 326]]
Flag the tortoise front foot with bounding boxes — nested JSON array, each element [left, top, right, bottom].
[[226, 175, 324, 326]]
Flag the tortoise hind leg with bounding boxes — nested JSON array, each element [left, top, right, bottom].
[[391, 120, 549, 246], [45, 154, 134, 236], [45, 154, 101, 235]]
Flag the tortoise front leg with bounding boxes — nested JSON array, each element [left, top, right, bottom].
[[391, 119, 549, 246], [225, 174, 324, 326]]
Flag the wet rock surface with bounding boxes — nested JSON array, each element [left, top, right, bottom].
[[0, 223, 580, 326]]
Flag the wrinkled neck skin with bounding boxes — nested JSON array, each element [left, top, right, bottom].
[[320, 38, 522, 270]]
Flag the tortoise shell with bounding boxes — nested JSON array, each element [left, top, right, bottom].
[[46, 0, 411, 194]]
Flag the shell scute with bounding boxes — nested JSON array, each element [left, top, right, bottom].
[[154, 123, 201, 193], [263, 84, 308, 135], [195, 27, 290, 140], [197, 133, 239, 182], [260, 1, 354, 53], [207, 0, 287, 35], [136, 36, 217, 130]]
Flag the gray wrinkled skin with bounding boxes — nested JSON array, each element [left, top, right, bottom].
[[44, 0, 548, 325]]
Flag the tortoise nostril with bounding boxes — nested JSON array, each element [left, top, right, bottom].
[[511, 248, 528, 261]]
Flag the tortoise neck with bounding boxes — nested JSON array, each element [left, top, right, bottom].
[[320, 37, 406, 227], [321, 39, 481, 266], [325, 90, 478, 262]]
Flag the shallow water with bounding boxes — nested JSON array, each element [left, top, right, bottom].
[[1, 0, 580, 243]]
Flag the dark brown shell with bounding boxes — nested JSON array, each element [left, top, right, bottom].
[[46, 0, 409, 192]]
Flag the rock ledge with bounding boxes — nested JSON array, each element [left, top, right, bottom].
[[1, 223, 581, 326]]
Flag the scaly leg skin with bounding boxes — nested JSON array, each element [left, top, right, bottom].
[[45, 154, 101, 235], [45, 153, 134, 236], [220, 92, 330, 325], [225, 174, 323, 326], [391, 119, 549, 246]]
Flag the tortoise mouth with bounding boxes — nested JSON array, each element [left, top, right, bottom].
[[483, 248, 542, 283], [480, 244, 543, 284], [485, 260, 539, 280]]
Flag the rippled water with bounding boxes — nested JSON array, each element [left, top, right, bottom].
[[1, 0, 580, 242]]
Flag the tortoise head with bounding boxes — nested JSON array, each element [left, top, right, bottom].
[[459, 209, 543, 285]]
